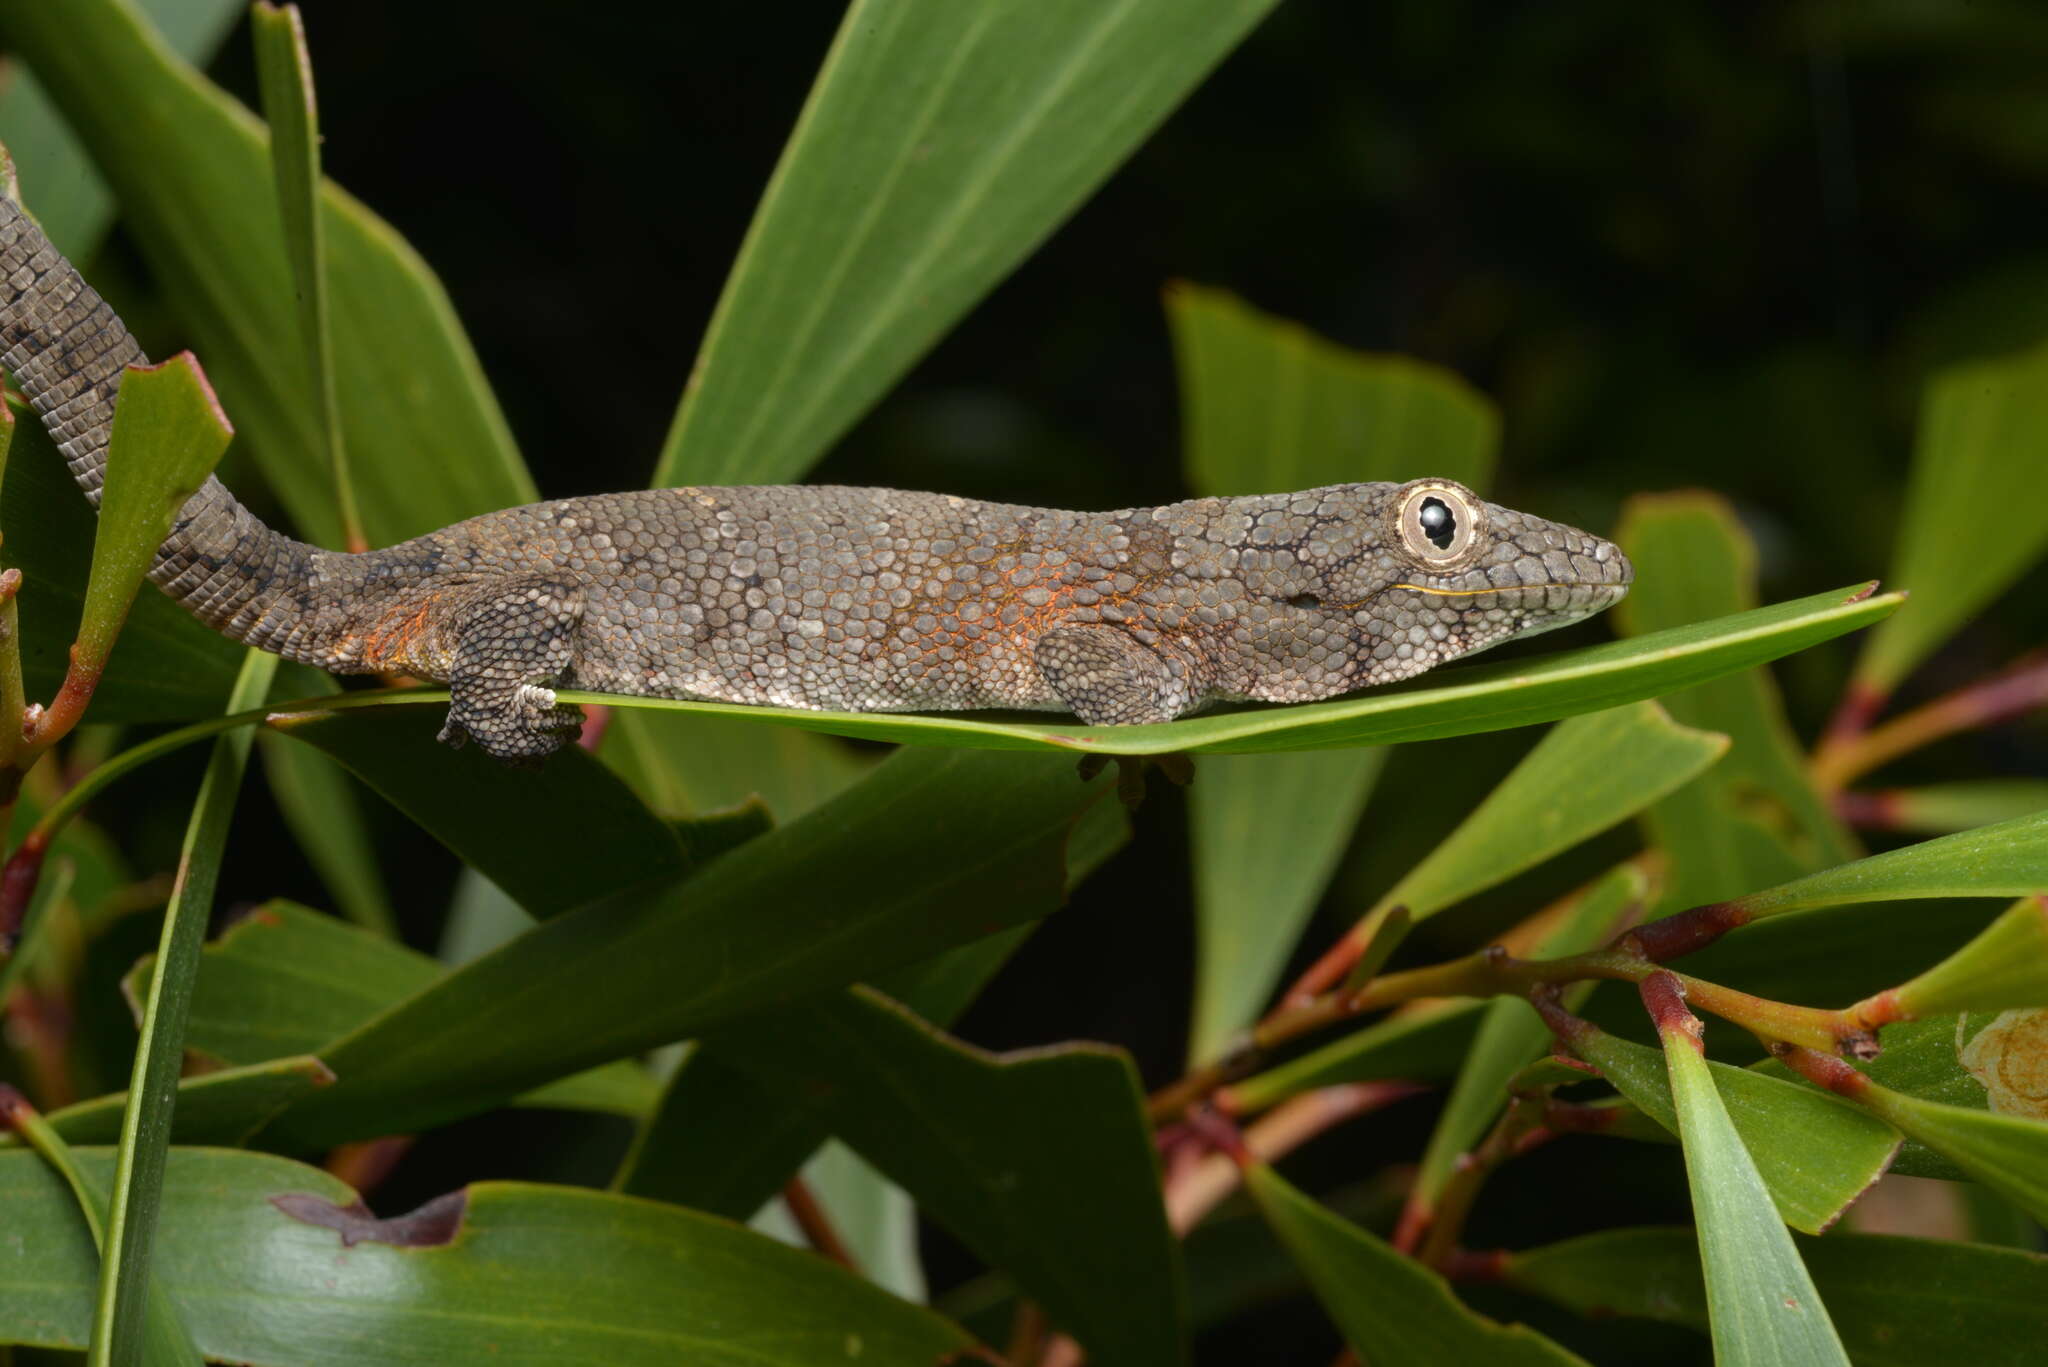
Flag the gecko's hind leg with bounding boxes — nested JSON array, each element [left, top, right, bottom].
[[1033, 624, 1196, 725], [436, 575, 588, 763]]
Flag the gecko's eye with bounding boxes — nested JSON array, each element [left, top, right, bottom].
[[1395, 481, 1482, 565], [1418, 498, 1455, 550], [1287, 593, 1321, 610]]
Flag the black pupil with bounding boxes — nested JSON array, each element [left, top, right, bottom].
[[1418, 497, 1457, 551], [1288, 593, 1320, 610]]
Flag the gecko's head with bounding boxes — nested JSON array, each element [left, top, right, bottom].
[[1180, 478, 1632, 704]]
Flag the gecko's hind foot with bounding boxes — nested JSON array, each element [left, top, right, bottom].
[[435, 574, 588, 765], [437, 685, 586, 764]]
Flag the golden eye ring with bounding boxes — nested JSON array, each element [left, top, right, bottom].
[[1395, 481, 1483, 566]]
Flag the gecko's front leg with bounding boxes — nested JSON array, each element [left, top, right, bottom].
[[1032, 624, 1199, 725], [432, 575, 589, 762]]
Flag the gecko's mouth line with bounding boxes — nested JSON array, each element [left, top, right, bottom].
[[1385, 580, 1624, 598]]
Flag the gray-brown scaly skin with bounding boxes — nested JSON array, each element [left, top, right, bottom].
[[0, 194, 1632, 761]]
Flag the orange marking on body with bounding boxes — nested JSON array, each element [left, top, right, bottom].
[[354, 596, 441, 669]]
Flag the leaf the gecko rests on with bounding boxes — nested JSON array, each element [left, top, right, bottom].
[[547, 584, 1892, 753]]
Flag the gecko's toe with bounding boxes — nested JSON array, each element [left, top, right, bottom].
[[438, 687, 585, 765]]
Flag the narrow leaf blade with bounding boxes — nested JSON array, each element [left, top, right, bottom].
[[1379, 701, 1725, 922], [91, 648, 278, 1367], [552, 585, 1902, 755], [1244, 1162, 1588, 1364], [1855, 340, 2048, 696], [655, 0, 1283, 486]]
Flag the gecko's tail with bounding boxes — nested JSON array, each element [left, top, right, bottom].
[[0, 192, 345, 663]]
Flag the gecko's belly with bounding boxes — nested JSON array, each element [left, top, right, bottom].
[[567, 615, 1068, 716]]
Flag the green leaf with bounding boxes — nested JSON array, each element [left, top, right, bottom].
[[257, 748, 1111, 1146], [0, 0, 243, 260], [1243, 1161, 1589, 1364], [32, 1055, 334, 1146], [250, 0, 360, 549], [1854, 1073, 2048, 1225], [1224, 1000, 1487, 1114], [77, 352, 232, 678], [615, 910, 1071, 1221], [1408, 865, 1648, 1218], [1187, 749, 1384, 1059], [255, 729, 397, 937], [1563, 1019, 1897, 1234], [123, 900, 436, 1065], [0, 1149, 979, 1363], [1724, 808, 2048, 925], [1854, 339, 2048, 697], [92, 647, 276, 1367], [0, 400, 240, 719], [653, 0, 1283, 487], [615, 1047, 829, 1220], [1167, 282, 1500, 498], [122, 900, 654, 1118], [1656, 1020, 1850, 1365], [1616, 493, 1855, 911], [1867, 780, 2048, 836], [553, 584, 1902, 755], [1173, 283, 1497, 1059], [1371, 702, 1725, 924], [277, 707, 689, 919], [716, 986, 1185, 1367], [3, 0, 537, 548], [1889, 897, 2048, 1019], [603, 708, 873, 822], [1506, 1227, 2048, 1367], [1, 1098, 203, 1367]]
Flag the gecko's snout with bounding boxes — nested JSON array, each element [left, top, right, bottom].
[[1587, 533, 1633, 592]]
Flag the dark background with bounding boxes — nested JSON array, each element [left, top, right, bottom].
[[66, 3, 2048, 1362]]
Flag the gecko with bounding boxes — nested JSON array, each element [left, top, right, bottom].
[[0, 194, 1631, 762]]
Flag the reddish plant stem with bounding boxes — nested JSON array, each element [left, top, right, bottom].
[[1035, 1335, 1082, 1367], [1165, 1083, 1420, 1236], [1818, 680, 1888, 755], [1639, 971, 1703, 1048], [21, 648, 103, 759], [576, 702, 612, 753], [1413, 1097, 1553, 1269], [1439, 1247, 1511, 1283], [2, 984, 75, 1110], [1770, 1042, 1871, 1099], [0, 1080, 30, 1129], [0, 830, 47, 952], [1622, 902, 1753, 961], [1276, 903, 1399, 1011], [1154, 911, 1877, 1125], [1833, 789, 1901, 829], [1814, 650, 2048, 792], [1004, 1301, 1047, 1367], [780, 1176, 857, 1271]]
